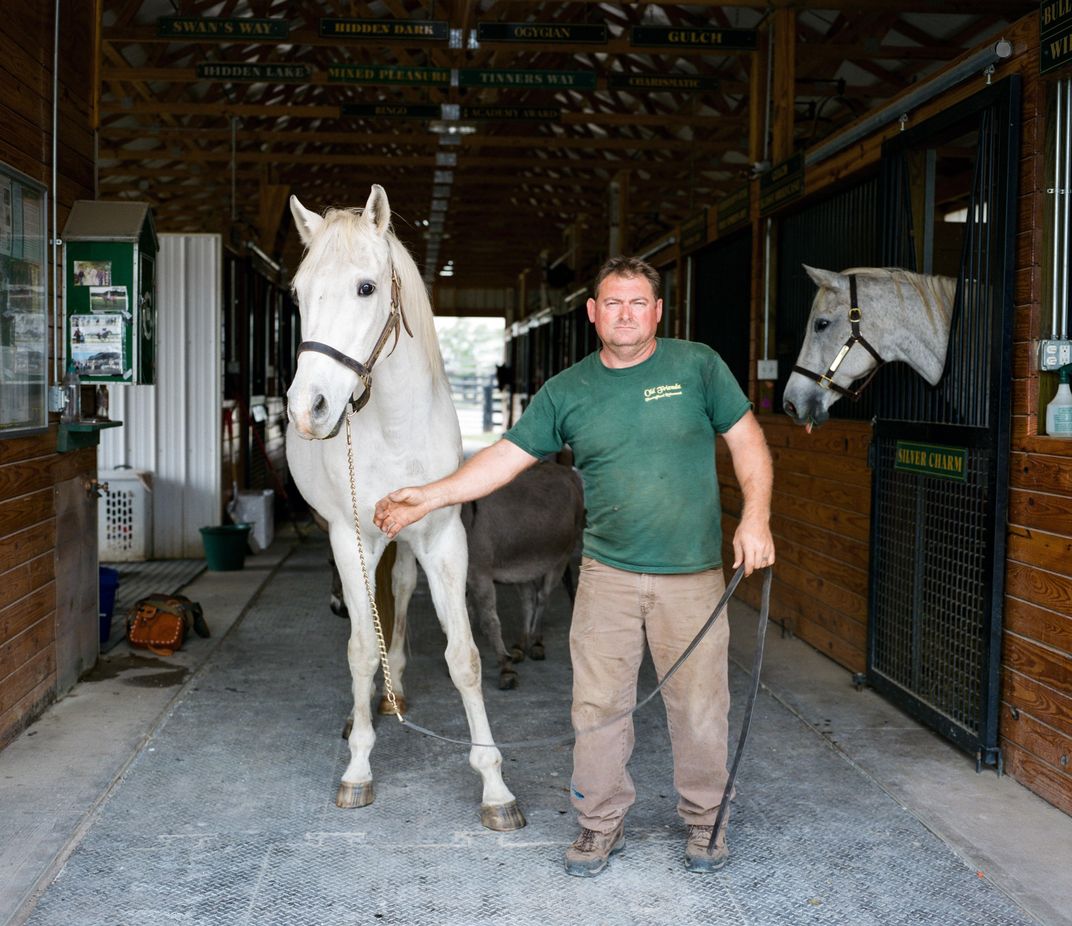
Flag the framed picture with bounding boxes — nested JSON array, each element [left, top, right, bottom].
[[0, 163, 47, 437]]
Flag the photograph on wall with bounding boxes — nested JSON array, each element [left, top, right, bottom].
[[89, 284, 129, 313], [8, 287, 45, 376], [72, 260, 112, 286], [71, 312, 125, 376]]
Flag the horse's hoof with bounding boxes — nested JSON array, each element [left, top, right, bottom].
[[377, 695, 407, 716], [481, 800, 527, 831], [498, 669, 519, 690], [529, 642, 545, 661], [336, 780, 374, 808], [509, 645, 525, 664], [341, 718, 352, 739]]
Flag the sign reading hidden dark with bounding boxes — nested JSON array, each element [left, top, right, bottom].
[[759, 153, 805, 215], [477, 22, 607, 43], [716, 185, 750, 236], [157, 17, 290, 39], [630, 26, 756, 50], [320, 18, 449, 40], [1040, 0, 1072, 74], [197, 63, 312, 82], [893, 441, 968, 482]]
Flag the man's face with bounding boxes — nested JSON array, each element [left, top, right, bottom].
[[587, 273, 663, 351]]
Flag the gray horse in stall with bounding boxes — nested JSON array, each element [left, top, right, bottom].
[[326, 460, 584, 692], [783, 265, 957, 429]]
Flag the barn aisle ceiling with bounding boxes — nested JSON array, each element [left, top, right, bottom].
[[97, 1, 1036, 288]]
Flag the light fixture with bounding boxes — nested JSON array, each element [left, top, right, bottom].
[[429, 121, 477, 135], [436, 153, 457, 166]]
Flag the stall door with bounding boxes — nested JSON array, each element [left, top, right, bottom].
[[868, 78, 1020, 769]]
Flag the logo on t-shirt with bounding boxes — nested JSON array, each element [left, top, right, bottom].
[[644, 382, 683, 401]]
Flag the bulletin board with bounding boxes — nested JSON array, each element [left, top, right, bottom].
[[0, 163, 48, 437]]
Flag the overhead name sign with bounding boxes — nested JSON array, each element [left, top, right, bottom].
[[341, 103, 562, 122], [759, 153, 805, 215], [157, 17, 290, 39], [328, 65, 450, 86], [607, 74, 719, 92], [630, 26, 756, 50], [1040, 0, 1072, 74], [477, 22, 608, 44], [320, 18, 449, 40], [894, 441, 967, 482], [679, 208, 709, 254], [459, 69, 596, 89], [197, 63, 312, 82], [716, 185, 750, 236]]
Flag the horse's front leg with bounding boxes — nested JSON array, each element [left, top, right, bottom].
[[377, 540, 417, 715], [331, 530, 384, 809], [415, 515, 526, 831]]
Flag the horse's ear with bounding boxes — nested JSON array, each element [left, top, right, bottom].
[[363, 184, 391, 237], [290, 196, 323, 246], [803, 265, 845, 292]]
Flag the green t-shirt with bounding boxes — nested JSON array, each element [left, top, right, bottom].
[[504, 339, 750, 574]]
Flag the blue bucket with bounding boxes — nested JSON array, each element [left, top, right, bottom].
[[99, 566, 120, 643]]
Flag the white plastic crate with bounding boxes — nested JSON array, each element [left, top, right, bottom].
[[98, 470, 153, 561], [234, 489, 274, 552]]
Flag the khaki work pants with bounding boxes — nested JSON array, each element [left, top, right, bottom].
[[569, 557, 730, 833]]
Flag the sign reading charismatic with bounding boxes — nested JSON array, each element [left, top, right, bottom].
[[759, 154, 805, 215], [157, 17, 290, 38], [197, 63, 312, 82], [894, 441, 968, 482], [630, 26, 756, 50], [1040, 0, 1072, 74], [328, 65, 451, 86], [477, 22, 608, 43], [607, 74, 720, 92], [320, 18, 449, 40], [458, 69, 596, 89]]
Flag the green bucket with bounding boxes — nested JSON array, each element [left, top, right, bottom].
[[200, 523, 252, 571]]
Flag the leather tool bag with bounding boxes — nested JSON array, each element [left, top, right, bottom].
[[126, 594, 209, 657]]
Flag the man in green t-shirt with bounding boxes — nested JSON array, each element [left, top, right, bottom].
[[374, 256, 774, 877]]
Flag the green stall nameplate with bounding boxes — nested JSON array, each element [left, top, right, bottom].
[[197, 63, 312, 82], [630, 26, 756, 50], [1040, 0, 1072, 73], [459, 69, 596, 89], [894, 441, 968, 481], [717, 185, 750, 236], [759, 153, 805, 215], [607, 74, 720, 92], [328, 65, 451, 86]]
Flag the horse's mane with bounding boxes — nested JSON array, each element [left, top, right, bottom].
[[841, 266, 956, 323], [293, 207, 445, 379]]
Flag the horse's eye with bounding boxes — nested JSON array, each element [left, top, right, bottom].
[[814, 318, 831, 333], [358, 281, 376, 297]]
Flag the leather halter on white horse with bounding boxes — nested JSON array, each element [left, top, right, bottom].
[[791, 274, 885, 401]]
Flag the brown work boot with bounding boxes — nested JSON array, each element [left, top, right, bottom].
[[685, 822, 729, 873], [564, 822, 625, 877]]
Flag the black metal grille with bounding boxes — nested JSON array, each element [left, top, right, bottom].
[[694, 230, 752, 392], [870, 433, 991, 740], [776, 175, 881, 418]]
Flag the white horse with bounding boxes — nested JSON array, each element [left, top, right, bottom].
[[783, 265, 957, 430], [285, 185, 525, 831]]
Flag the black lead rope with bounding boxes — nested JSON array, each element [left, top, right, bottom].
[[395, 564, 773, 846]]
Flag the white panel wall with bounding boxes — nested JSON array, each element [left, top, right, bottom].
[[99, 234, 222, 557]]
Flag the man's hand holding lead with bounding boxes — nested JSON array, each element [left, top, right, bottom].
[[732, 517, 775, 577]]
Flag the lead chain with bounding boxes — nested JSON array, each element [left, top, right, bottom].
[[344, 413, 403, 722]]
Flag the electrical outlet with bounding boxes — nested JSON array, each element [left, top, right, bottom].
[[1039, 340, 1072, 370], [757, 359, 778, 380]]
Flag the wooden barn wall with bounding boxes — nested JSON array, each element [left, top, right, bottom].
[[0, 1, 96, 749], [721, 13, 1072, 816]]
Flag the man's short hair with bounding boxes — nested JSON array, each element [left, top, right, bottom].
[[593, 256, 662, 301]]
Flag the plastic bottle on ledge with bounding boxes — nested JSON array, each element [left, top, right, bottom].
[[61, 360, 81, 423], [1045, 363, 1072, 437], [95, 384, 109, 421]]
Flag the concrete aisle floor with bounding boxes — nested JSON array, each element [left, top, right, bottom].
[[1, 527, 1070, 926]]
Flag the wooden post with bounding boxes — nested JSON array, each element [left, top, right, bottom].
[[771, 9, 796, 164]]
